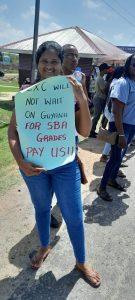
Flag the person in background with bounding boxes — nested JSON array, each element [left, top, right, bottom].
[[89, 63, 110, 138], [8, 41, 100, 287], [100, 66, 124, 163], [100, 67, 114, 129], [88, 65, 97, 114], [62, 44, 88, 96], [62, 44, 94, 116], [0, 70, 4, 77], [89, 65, 97, 98], [20, 77, 31, 90], [50, 44, 89, 228], [97, 54, 135, 202], [62, 44, 89, 184]]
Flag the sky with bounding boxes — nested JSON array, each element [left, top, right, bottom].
[[0, 0, 135, 46]]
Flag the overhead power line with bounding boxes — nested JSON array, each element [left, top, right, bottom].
[[113, 0, 135, 44], [115, 0, 135, 21], [101, 0, 135, 29]]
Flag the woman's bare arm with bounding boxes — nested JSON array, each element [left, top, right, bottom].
[[112, 98, 127, 148], [8, 111, 43, 176], [8, 111, 24, 165], [68, 76, 91, 137]]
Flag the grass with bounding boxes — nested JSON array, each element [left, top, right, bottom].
[[0, 78, 19, 93], [0, 86, 19, 92], [0, 75, 21, 194], [0, 101, 22, 194], [0, 80, 18, 86]]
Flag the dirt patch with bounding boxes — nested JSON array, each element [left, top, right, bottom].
[[78, 137, 105, 194], [2, 73, 18, 82], [0, 163, 22, 197]]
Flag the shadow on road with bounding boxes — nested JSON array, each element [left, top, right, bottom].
[[83, 192, 129, 226], [89, 175, 131, 192], [0, 218, 78, 300], [0, 264, 79, 300], [5, 269, 80, 300]]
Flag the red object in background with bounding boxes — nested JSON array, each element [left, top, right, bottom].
[[107, 66, 114, 74]]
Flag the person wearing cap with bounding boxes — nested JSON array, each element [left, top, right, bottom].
[[89, 63, 110, 138]]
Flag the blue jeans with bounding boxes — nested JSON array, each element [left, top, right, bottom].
[[100, 122, 135, 189], [21, 159, 85, 263]]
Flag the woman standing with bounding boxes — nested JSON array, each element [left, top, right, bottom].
[[98, 54, 135, 201], [8, 41, 100, 287], [100, 66, 124, 163]]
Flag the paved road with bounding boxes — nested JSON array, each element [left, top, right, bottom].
[[0, 147, 135, 300]]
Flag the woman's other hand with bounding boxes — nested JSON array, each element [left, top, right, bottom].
[[19, 160, 44, 176], [67, 76, 91, 137], [67, 76, 87, 104], [118, 136, 127, 149]]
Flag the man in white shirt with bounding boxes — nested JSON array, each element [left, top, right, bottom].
[[51, 44, 89, 228]]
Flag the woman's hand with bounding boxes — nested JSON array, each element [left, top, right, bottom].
[[118, 136, 127, 149], [67, 76, 87, 104], [19, 160, 44, 176], [67, 76, 91, 137]]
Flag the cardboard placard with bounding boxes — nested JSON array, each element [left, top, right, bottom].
[[15, 75, 76, 170]]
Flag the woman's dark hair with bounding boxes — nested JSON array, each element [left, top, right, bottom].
[[112, 66, 124, 79], [124, 54, 135, 78], [36, 41, 63, 65]]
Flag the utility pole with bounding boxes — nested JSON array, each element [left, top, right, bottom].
[[31, 0, 40, 83]]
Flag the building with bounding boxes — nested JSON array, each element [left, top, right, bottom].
[[118, 46, 135, 55], [0, 26, 130, 87]]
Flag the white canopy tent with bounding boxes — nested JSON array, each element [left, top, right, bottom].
[[0, 26, 130, 62]]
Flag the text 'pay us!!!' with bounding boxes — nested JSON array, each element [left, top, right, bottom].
[[26, 146, 74, 158]]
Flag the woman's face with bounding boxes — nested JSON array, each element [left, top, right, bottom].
[[38, 49, 62, 79], [129, 56, 135, 79]]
